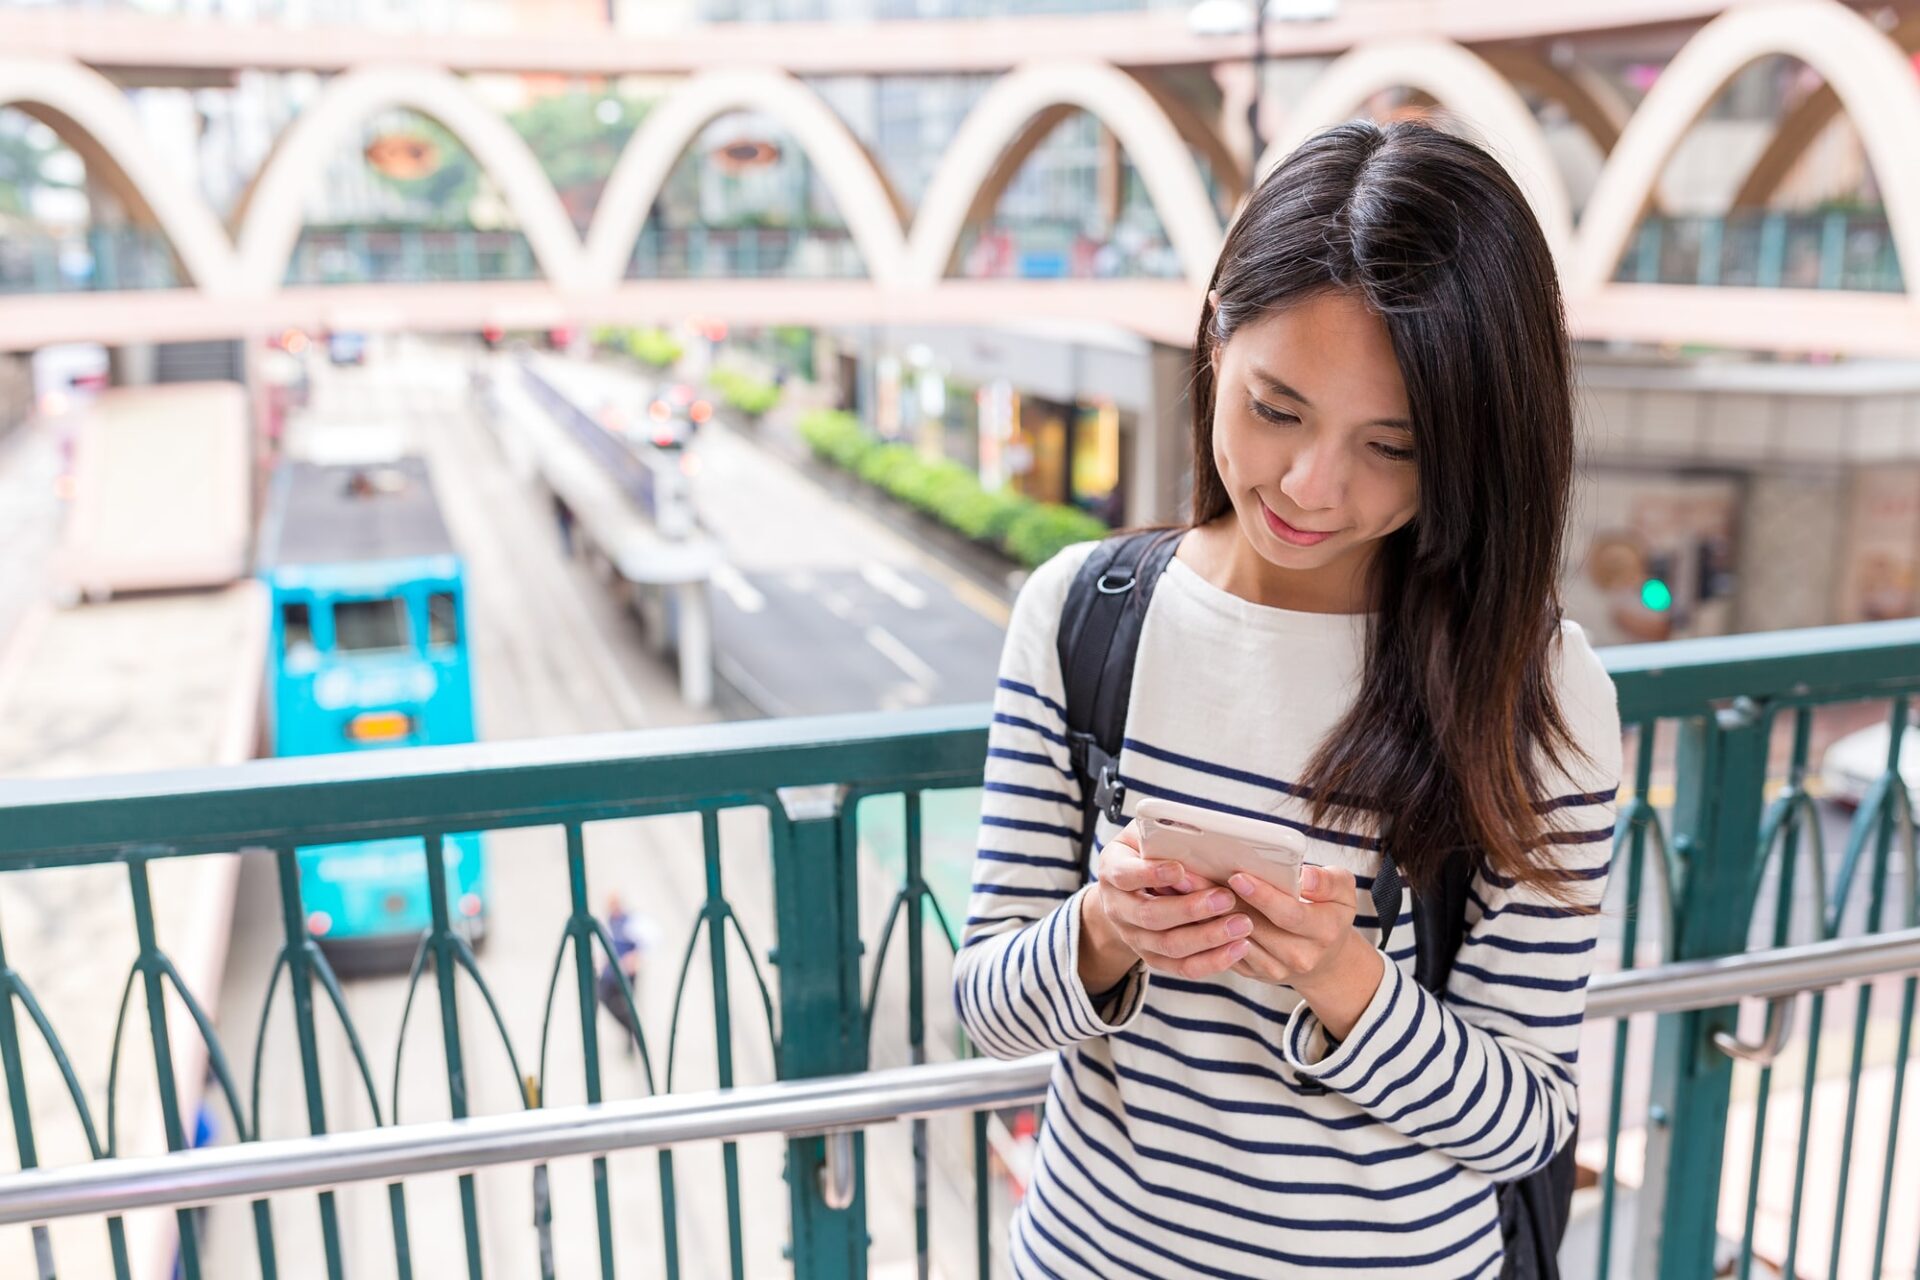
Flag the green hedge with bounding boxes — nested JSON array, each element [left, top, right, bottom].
[[592, 325, 684, 369], [796, 408, 1105, 567], [710, 366, 783, 418]]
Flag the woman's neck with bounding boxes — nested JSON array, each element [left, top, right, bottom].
[[1181, 516, 1377, 615]]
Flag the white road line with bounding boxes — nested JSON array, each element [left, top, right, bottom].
[[864, 624, 939, 689], [821, 590, 854, 620], [710, 562, 766, 613], [861, 561, 927, 610]]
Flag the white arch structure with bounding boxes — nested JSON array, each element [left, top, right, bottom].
[[233, 65, 592, 293], [1261, 37, 1575, 265], [1, 0, 1917, 352], [0, 56, 239, 292], [1571, 0, 1920, 295]]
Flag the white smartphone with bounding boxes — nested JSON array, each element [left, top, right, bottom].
[[1134, 797, 1306, 897]]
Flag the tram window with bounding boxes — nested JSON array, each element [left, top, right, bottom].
[[281, 602, 315, 659], [333, 597, 410, 652], [427, 592, 459, 648]]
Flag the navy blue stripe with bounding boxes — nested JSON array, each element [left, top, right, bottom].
[[1121, 774, 1380, 851], [988, 746, 1076, 778], [1542, 825, 1617, 845], [1058, 1056, 1468, 1206], [1482, 859, 1611, 889], [995, 711, 1070, 748], [1380, 1021, 1472, 1129], [985, 780, 1081, 807], [1049, 1068, 1498, 1265], [981, 814, 1082, 841], [973, 882, 1074, 900], [1152, 975, 1290, 1027], [1122, 736, 1314, 799], [1138, 1004, 1291, 1067], [1537, 786, 1619, 812], [1463, 931, 1595, 956], [1113, 1028, 1303, 1089], [1449, 991, 1584, 1028], [1451, 959, 1590, 994], [1067, 1054, 1497, 1227], [1125, 734, 1615, 814], [1469, 886, 1597, 920], [1098, 1051, 1376, 1131], [1020, 1181, 1135, 1280], [976, 848, 1081, 872], [999, 677, 1069, 723]]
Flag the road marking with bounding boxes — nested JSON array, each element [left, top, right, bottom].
[[1617, 775, 1829, 810], [865, 624, 939, 689], [822, 591, 854, 620], [861, 562, 927, 610], [710, 562, 766, 614]]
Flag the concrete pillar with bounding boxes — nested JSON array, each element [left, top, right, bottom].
[[673, 580, 714, 709], [1096, 125, 1124, 232], [109, 344, 157, 387], [1736, 468, 1849, 631], [1127, 340, 1197, 525]]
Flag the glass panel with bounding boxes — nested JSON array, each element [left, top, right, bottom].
[[281, 601, 313, 658], [427, 592, 459, 647], [332, 597, 410, 652]]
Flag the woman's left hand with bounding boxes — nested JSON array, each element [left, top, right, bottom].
[[1224, 863, 1359, 988], [1227, 863, 1385, 1040]]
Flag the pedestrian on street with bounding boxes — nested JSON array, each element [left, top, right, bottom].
[[597, 894, 654, 1058], [954, 120, 1623, 1280]]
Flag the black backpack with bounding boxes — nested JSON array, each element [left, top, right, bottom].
[[1056, 529, 1576, 1280]]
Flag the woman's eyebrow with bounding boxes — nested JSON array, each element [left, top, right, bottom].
[[1248, 368, 1413, 431]]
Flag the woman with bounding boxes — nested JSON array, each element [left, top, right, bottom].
[[953, 119, 1622, 1279]]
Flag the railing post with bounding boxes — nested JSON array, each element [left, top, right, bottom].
[[772, 785, 868, 1280], [1635, 696, 1769, 1279]]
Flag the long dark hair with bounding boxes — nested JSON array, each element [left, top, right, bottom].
[[1189, 118, 1588, 895]]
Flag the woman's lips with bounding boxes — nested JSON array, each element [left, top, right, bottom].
[[1261, 499, 1335, 547]]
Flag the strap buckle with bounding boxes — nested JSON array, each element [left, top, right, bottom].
[[1093, 761, 1127, 825]]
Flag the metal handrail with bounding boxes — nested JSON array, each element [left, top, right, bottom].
[[3, 925, 1917, 1227]]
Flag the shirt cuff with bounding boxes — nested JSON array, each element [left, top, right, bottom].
[[1282, 950, 1406, 1086], [1062, 885, 1150, 1035]]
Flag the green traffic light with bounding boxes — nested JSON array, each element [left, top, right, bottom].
[[1641, 578, 1673, 612]]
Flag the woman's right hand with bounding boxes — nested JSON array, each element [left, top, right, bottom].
[[1077, 820, 1254, 994]]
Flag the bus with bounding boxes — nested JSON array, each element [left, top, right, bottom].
[[257, 453, 486, 967]]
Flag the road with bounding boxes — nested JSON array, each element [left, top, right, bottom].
[[0, 413, 62, 643], [206, 340, 996, 1280], [523, 352, 1011, 719]]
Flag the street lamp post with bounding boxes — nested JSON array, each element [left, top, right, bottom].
[[1189, 0, 1341, 179]]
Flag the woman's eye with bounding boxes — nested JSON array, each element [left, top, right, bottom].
[[1371, 442, 1416, 463], [1249, 399, 1297, 425]]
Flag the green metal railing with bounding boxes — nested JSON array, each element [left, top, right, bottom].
[[1613, 209, 1905, 294], [2, 623, 1920, 1278]]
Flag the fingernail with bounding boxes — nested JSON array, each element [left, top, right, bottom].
[[1301, 866, 1321, 893], [1205, 890, 1233, 912], [1226, 914, 1252, 937], [1175, 878, 1195, 894], [1228, 940, 1251, 960], [1228, 874, 1253, 896], [1155, 862, 1179, 884]]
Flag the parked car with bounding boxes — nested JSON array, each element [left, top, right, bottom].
[[1819, 716, 1920, 811], [327, 331, 367, 366]]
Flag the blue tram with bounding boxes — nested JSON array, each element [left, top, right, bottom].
[[257, 456, 487, 961]]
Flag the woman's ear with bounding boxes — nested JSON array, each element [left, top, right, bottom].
[[1207, 288, 1220, 311]]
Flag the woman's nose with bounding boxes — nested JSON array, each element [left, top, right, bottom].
[[1279, 439, 1344, 512]]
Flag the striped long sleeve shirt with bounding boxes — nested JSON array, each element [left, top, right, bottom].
[[954, 540, 1623, 1280]]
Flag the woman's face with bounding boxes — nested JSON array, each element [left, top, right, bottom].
[[1210, 290, 1419, 588]]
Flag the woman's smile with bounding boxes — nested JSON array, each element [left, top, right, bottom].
[[1259, 497, 1338, 548]]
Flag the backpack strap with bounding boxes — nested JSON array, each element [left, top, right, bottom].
[[1376, 845, 1476, 994], [1057, 529, 1184, 871]]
